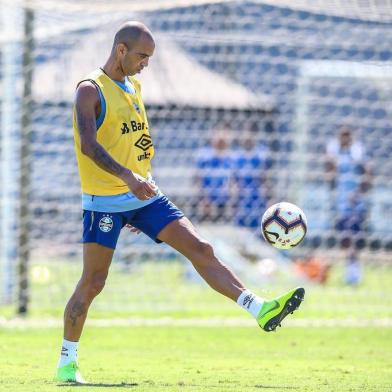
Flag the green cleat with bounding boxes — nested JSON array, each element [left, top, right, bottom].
[[257, 287, 305, 332], [55, 361, 87, 384]]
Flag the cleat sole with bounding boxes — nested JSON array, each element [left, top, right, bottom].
[[263, 288, 305, 332]]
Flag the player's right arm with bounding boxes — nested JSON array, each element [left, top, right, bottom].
[[75, 81, 156, 200]]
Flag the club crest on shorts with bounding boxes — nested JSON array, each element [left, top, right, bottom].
[[99, 216, 113, 232]]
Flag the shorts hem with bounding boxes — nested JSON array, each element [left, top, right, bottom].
[[153, 214, 184, 243], [81, 240, 117, 250]]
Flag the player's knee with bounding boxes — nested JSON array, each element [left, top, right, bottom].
[[81, 274, 107, 298], [91, 277, 106, 297], [193, 240, 216, 263]]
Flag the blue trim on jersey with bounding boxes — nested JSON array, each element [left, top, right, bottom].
[[82, 189, 162, 213], [114, 78, 136, 94], [96, 87, 106, 130], [96, 78, 134, 130]]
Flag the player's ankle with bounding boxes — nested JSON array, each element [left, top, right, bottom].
[[57, 338, 79, 368], [236, 289, 265, 318]]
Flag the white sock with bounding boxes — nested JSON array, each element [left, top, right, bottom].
[[58, 338, 79, 368], [237, 289, 264, 318]]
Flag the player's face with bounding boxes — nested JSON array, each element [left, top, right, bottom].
[[121, 35, 155, 76]]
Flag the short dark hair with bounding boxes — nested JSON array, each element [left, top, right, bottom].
[[112, 21, 153, 51]]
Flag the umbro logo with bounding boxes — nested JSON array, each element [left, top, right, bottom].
[[243, 294, 255, 309], [134, 134, 153, 152]]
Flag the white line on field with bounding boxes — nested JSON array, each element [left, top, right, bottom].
[[1, 317, 392, 328]]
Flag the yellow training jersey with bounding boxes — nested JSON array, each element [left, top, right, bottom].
[[73, 68, 154, 195]]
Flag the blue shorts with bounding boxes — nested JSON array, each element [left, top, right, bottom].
[[82, 195, 184, 249]]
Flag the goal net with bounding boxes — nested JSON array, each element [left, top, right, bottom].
[[1, 0, 391, 323]]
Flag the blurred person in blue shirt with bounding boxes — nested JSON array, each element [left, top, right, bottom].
[[326, 126, 371, 285], [326, 126, 371, 234], [232, 129, 270, 230], [196, 128, 234, 222]]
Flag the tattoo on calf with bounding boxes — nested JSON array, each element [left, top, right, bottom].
[[69, 301, 86, 327]]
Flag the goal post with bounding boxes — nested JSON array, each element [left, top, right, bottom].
[[0, 3, 23, 306], [0, 4, 35, 313]]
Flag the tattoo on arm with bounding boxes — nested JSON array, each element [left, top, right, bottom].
[[76, 107, 94, 137], [69, 301, 86, 327], [77, 109, 127, 178], [91, 144, 127, 177]]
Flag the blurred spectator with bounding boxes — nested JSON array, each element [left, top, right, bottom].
[[294, 255, 331, 285], [196, 127, 234, 222], [345, 250, 361, 286], [232, 129, 270, 229], [326, 126, 371, 232], [325, 126, 371, 285]]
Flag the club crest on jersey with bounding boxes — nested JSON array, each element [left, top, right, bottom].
[[133, 103, 141, 113], [99, 216, 113, 232]]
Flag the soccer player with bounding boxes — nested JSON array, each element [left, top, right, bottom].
[[56, 21, 305, 384]]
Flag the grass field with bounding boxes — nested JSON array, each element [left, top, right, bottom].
[[2, 257, 392, 320], [1, 259, 392, 391], [1, 325, 392, 391]]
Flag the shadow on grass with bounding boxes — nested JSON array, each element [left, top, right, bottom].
[[158, 383, 300, 390], [57, 382, 299, 389], [57, 382, 138, 388], [254, 386, 300, 389]]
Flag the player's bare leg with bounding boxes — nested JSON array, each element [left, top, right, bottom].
[[56, 243, 114, 383], [158, 217, 304, 331], [157, 217, 245, 301], [64, 243, 114, 340]]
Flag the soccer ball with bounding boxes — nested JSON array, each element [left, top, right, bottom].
[[261, 202, 307, 250]]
